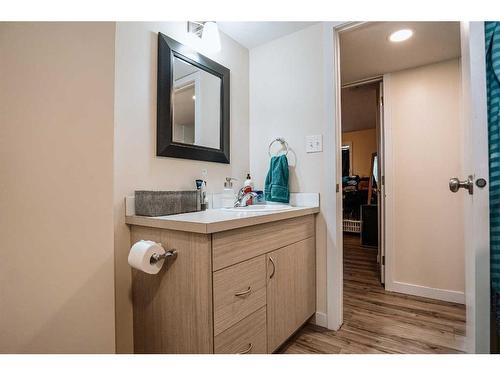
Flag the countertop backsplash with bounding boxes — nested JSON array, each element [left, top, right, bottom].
[[125, 192, 319, 216]]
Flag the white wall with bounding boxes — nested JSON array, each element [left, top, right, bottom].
[[249, 23, 328, 317], [0, 22, 116, 353], [114, 22, 249, 353], [384, 59, 465, 299]]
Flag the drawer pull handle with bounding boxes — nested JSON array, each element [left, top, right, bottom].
[[269, 257, 276, 279], [239, 342, 253, 354], [234, 286, 252, 297]]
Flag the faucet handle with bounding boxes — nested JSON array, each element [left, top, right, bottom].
[[224, 177, 238, 188], [236, 191, 259, 207], [237, 187, 246, 199]]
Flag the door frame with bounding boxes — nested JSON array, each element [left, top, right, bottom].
[[325, 21, 490, 353], [323, 20, 367, 331], [376, 81, 386, 284]]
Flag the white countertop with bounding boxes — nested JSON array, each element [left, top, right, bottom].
[[125, 205, 319, 234]]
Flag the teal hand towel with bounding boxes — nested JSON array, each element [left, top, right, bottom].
[[264, 154, 290, 203]]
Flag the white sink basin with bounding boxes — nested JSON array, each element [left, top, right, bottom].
[[223, 204, 294, 212]]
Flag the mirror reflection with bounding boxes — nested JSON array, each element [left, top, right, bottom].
[[172, 57, 221, 149]]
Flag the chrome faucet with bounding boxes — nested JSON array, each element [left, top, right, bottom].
[[234, 188, 258, 207]]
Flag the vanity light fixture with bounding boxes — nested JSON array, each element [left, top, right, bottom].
[[388, 29, 413, 43], [187, 21, 221, 53]]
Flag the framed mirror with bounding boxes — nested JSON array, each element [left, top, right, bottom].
[[157, 33, 230, 163]]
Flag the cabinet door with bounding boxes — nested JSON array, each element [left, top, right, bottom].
[[266, 237, 316, 353]]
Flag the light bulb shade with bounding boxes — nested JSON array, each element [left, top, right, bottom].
[[202, 22, 221, 53]]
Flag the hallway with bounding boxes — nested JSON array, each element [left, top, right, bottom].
[[280, 234, 466, 354]]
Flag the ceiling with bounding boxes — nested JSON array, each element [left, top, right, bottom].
[[340, 22, 461, 84], [218, 22, 318, 49], [341, 82, 379, 132]]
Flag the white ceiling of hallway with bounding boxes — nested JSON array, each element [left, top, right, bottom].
[[218, 22, 318, 49], [340, 22, 461, 84]]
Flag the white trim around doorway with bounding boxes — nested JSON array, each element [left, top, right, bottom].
[[323, 21, 367, 331], [322, 21, 344, 331]]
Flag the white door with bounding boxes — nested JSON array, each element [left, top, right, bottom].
[[460, 21, 490, 354]]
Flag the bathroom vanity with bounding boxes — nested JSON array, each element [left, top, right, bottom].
[[126, 206, 318, 354]]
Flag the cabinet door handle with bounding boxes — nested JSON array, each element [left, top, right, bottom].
[[269, 257, 276, 279], [234, 286, 252, 297], [238, 342, 253, 354]]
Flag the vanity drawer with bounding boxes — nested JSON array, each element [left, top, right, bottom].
[[212, 214, 315, 271], [214, 306, 267, 354], [213, 255, 266, 336]]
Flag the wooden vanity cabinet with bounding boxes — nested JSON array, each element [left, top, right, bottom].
[[213, 255, 267, 336], [266, 237, 316, 353], [130, 214, 316, 354], [130, 227, 213, 354]]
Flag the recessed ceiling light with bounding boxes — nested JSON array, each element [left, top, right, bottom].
[[389, 29, 413, 43]]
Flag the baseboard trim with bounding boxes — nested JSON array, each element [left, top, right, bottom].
[[387, 281, 465, 304], [311, 311, 328, 328]]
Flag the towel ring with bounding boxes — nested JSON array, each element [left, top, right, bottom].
[[268, 138, 289, 157]]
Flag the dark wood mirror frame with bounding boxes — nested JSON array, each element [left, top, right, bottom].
[[157, 32, 230, 163]]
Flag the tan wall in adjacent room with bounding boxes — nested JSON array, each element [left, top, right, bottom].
[[342, 129, 377, 177]]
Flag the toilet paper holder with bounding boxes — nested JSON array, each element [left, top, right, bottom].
[[150, 248, 177, 265]]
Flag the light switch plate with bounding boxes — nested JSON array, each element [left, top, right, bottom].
[[306, 134, 323, 153]]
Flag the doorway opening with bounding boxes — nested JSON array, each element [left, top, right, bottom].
[[336, 21, 467, 353], [341, 79, 384, 287]]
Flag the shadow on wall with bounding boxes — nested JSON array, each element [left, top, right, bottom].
[[150, 31, 158, 158], [13, 255, 115, 354], [286, 147, 299, 192]]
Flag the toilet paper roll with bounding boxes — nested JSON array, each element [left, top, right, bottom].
[[128, 240, 165, 274]]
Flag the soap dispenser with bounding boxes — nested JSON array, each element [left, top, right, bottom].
[[244, 173, 254, 191], [222, 177, 237, 208], [195, 179, 208, 211], [243, 173, 254, 205]]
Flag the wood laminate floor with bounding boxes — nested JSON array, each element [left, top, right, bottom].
[[279, 233, 466, 354]]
